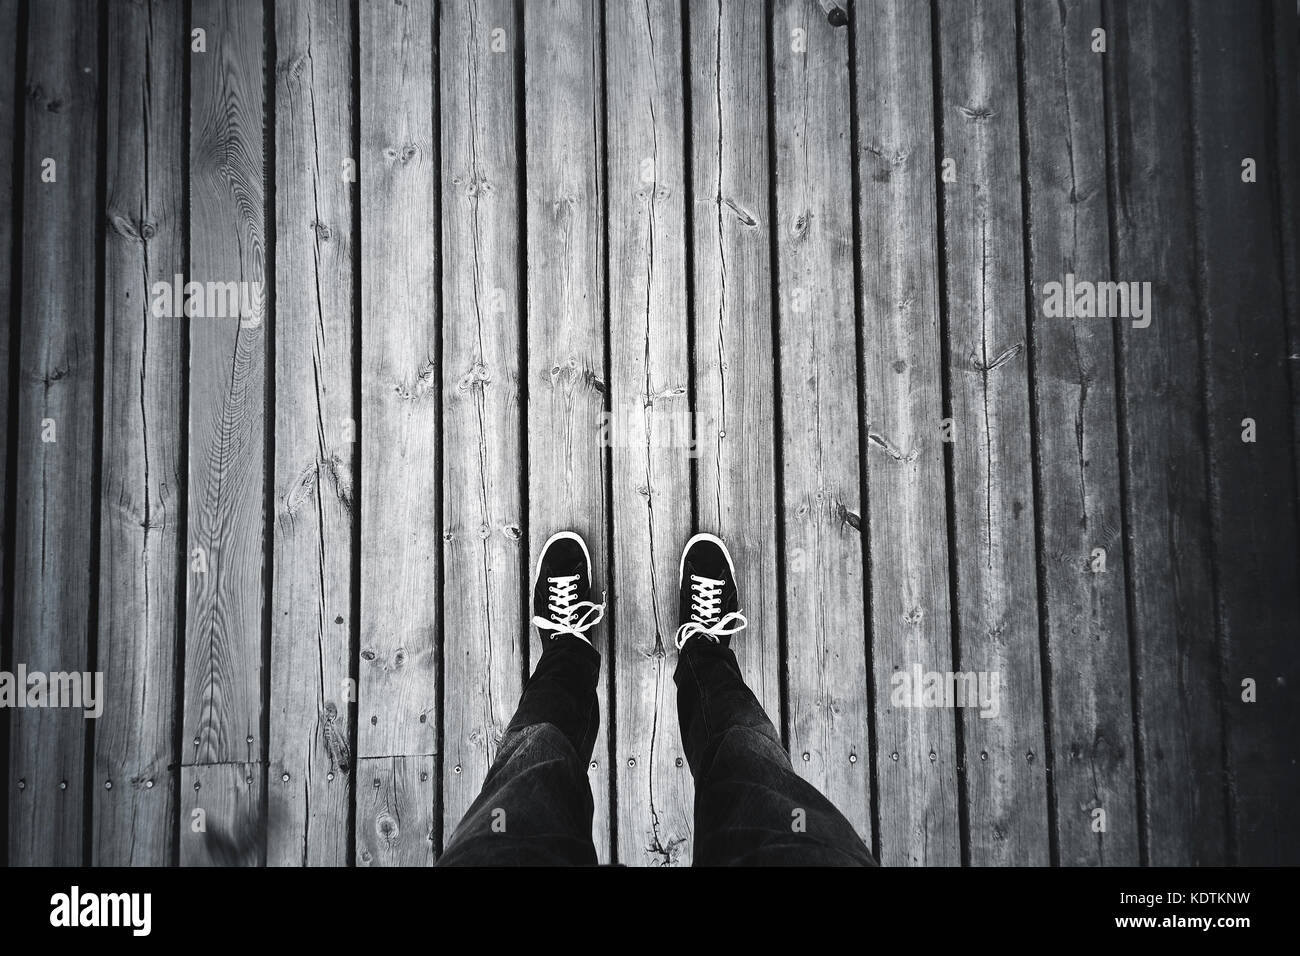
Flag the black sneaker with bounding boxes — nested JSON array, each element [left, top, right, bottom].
[[532, 531, 605, 645], [675, 533, 748, 650]]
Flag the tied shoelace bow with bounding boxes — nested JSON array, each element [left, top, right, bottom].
[[533, 574, 606, 643], [675, 574, 747, 649]]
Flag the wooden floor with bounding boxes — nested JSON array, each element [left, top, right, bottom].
[[2, 0, 1298, 867]]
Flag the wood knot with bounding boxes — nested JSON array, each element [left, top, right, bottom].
[[44, 364, 70, 388], [545, 357, 603, 394], [108, 212, 157, 243], [836, 503, 861, 531], [376, 811, 400, 847], [958, 104, 997, 122], [395, 362, 437, 400], [457, 361, 491, 392], [550, 196, 576, 221], [634, 183, 672, 204], [464, 172, 493, 198], [384, 143, 420, 165], [310, 219, 331, 240], [722, 196, 757, 227]]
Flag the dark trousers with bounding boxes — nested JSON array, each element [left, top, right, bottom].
[[437, 637, 877, 867]]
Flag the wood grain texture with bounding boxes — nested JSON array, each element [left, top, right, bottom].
[[1103, 0, 1225, 866], [269, 0, 355, 867], [935, 0, 1049, 865], [1020, 0, 1137, 865], [853, 0, 960, 867], [8, 0, 99, 867], [179, 763, 263, 865], [0, 0, 1295, 869], [358, 0, 438, 864], [1190, 0, 1300, 865], [772, 0, 871, 848], [523, 0, 611, 861], [356, 755, 436, 866], [0, 0, 17, 865], [94, 0, 184, 866], [439, 0, 524, 842], [1273, 1, 1300, 509], [688, 0, 781, 730], [184, 0, 267, 770], [606, 0, 693, 867]]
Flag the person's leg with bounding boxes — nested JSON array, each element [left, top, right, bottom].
[[438, 638, 601, 866], [438, 532, 606, 867], [673, 534, 876, 867]]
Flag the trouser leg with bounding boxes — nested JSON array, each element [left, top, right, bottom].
[[676, 640, 877, 866], [438, 638, 602, 866]]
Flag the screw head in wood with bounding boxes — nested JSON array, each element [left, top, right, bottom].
[[104, 780, 112, 790], [281, 772, 290, 782]]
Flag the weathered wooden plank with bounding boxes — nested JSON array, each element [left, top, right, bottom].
[[179, 763, 263, 865], [606, 0, 694, 868], [0, 0, 18, 866], [269, 0, 356, 868], [356, 755, 436, 866], [1190, 0, 1300, 865], [438, 0, 524, 844], [1020, 0, 1137, 865], [1103, 0, 1225, 866], [184, 0, 266, 777], [853, 0, 960, 866], [93, 0, 184, 866], [935, 0, 1049, 865], [1270, 0, 1300, 559], [688, 0, 781, 735], [358, 0, 439, 865], [8, 0, 99, 867], [772, 0, 870, 849], [523, 0, 611, 861]]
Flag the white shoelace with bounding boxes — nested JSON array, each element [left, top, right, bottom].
[[533, 574, 606, 644], [674, 574, 747, 649]]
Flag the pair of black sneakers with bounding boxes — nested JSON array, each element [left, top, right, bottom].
[[531, 532, 748, 650]]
